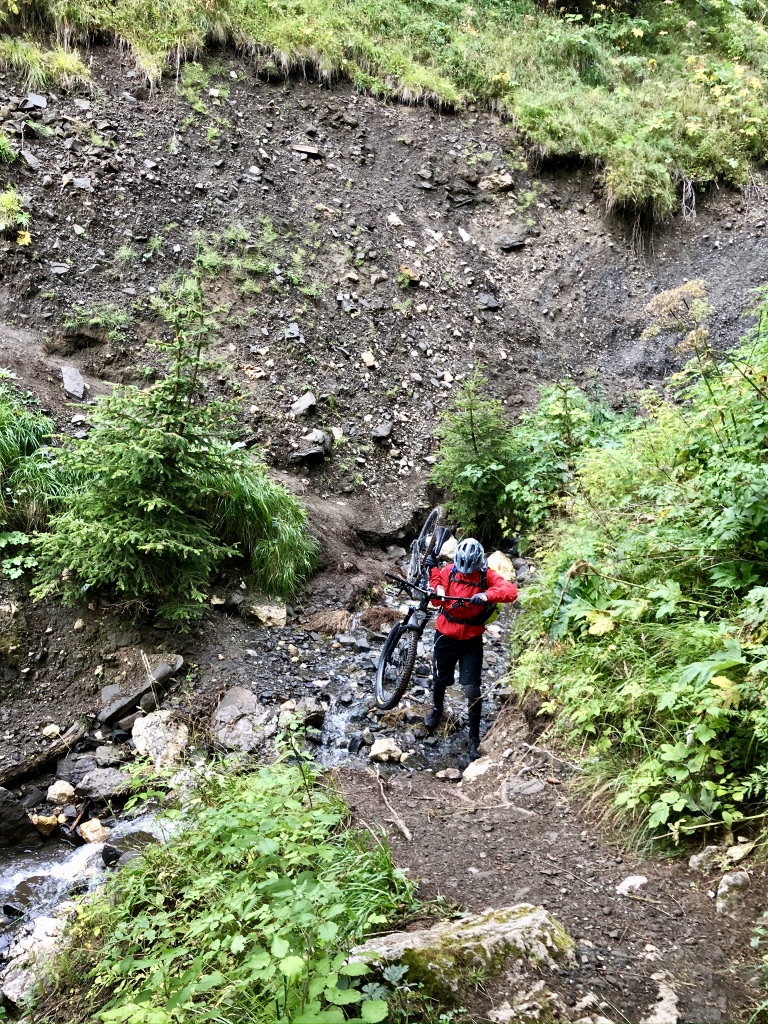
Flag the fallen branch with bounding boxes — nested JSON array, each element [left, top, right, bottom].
[[520, 742, 581, 773], [0, 721, 87, 787], [371, 766, 412, 840]]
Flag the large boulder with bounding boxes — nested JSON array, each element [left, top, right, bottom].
[[0, 787, 41, 849], [209, 687, 277, 752], [132, 711, 188, 770], [487, 550, 517, 582], [352, 905, 572, 1002], [368, 738, 403, 763]]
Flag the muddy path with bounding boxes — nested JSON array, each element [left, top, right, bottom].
[[337, 725, 765, 1024]]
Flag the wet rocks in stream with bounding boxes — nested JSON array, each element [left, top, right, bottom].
[[0, 789, 41, 850]]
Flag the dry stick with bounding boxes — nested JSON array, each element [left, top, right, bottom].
[[623, 893, 678, 920], [520, 742, 581, 773], [370, 766, 412, 841]]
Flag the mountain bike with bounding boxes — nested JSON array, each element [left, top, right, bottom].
[[374, 575, 472, 710], [374, 505, 452, 710]]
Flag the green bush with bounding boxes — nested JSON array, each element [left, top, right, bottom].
[[511, 289, 768, 841], [32, 276, 316, 621], [432, 372, 618, 543], [41, 758, 413, 1024], [0, 371, 55, 531]]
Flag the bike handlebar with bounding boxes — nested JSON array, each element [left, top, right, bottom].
[[384, 573, 471, 608]]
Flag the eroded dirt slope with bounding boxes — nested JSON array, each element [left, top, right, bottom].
[[1, 48, 767, 536]]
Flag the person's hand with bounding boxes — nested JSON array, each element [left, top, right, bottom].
[[469, 593, 488, 605], [436, 585, 445, 598]]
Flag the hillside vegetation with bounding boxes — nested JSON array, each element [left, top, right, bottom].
[[436, 286, 768, 843], [37, 757, 415, 1024], [2, 0, 768, 218], [0, 274, 316, 621]]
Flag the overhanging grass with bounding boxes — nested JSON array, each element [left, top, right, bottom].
[[8, 0, 768, 216], [0, 35, 88, 87]]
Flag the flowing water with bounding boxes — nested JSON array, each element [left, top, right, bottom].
[[0, 812, 166, 955]]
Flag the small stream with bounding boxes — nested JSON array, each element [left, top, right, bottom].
[[0, 812, 167, 956]]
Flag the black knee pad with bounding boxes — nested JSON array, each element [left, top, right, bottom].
[[463, 683, 481, 705]]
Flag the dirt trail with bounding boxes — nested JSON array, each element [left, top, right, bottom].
[[337, 709, 765, 1023]]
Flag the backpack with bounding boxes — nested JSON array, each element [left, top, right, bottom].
[[440, 566, 499, 627]]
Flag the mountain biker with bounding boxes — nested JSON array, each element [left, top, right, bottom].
[[423, 536, 517, 763]]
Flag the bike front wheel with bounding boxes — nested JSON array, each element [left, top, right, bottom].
[[375, 621, 419, 710]]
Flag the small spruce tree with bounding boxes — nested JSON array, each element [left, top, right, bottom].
[[32, 275, 315, 621]]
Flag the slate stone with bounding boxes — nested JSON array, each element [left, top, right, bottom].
[[61, 365, 85, 399], [476, 292, 503, 310], [0, 788, 41, 848]]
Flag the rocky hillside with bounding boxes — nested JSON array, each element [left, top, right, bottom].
[[1, 49, 767, 544]]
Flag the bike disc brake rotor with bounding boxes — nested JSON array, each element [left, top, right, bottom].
[[384, 632, 411, 687]]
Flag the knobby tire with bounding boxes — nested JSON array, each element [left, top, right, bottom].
[[375, 621, 419, 710]]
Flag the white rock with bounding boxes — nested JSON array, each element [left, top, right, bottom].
[[640, 972, 678, 1024], [439, 535, 458, 562], [726, 840, 755, 864], [0, 914, 66, 1005], [42, 723, 60, 739], [46, 780, 75, 806], [79, 818, 111, 843], [368, 737, 403, 763], [247, 602, 287, 628], [715, 869, 750, 914], [132, 711, 188, 770], [616, 874, 648, 896], [361, 350, 376, 367], [487, 550, 517, 582], [458, 227, 472, 243], [210, 687, 274, 752], [461, 757, 491, 782], [387, 212, 403, 226]]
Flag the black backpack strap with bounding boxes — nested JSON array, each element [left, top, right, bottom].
[[447, 565, 485, 591]]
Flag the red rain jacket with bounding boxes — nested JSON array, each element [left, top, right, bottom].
[[428, 563, 518, 641]]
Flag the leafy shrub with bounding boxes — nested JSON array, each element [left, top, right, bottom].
[[32, 276, 316, 621], [432, 372, 618, 543], [0, 185, 30, 245], [511, 291, 768, 841], [43, 758, 411, 1024]]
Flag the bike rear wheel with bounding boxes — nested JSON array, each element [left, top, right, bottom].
[[417, 505, 445, 553], [375, 621, 419, 710]]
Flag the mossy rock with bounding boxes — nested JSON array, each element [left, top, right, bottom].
[[352, 904, 574, 1003]]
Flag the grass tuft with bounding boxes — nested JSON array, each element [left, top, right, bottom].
[[0, 35, 89, 87]]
